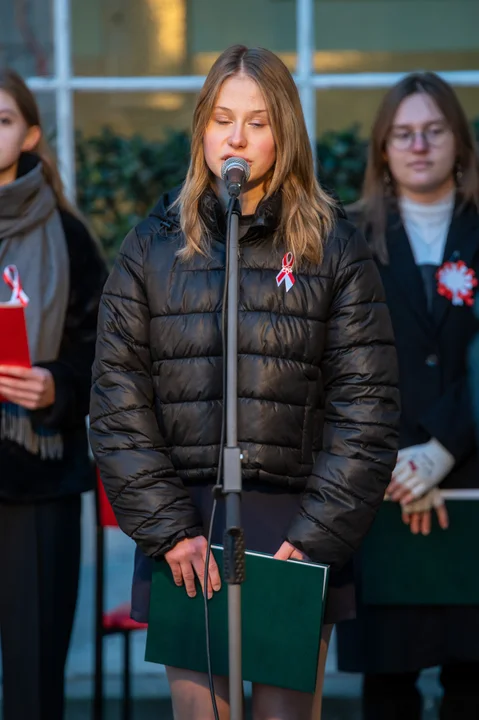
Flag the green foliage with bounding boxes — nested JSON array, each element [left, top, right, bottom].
[[76, 127, 191, 263], [76, 120, 479, 263], [316, 125, 368, 205]]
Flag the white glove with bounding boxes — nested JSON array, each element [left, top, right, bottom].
[[391, 438, 455, 499]]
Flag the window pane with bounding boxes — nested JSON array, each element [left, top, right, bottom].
[[314, 0, 479, 73], [74, 91, 197, 137], [0, 0, 53, 76], [72, 0, 296, 77]]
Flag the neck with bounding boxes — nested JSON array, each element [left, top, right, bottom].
[[399, 177, 455, 205], [0, 161, 18, 188]]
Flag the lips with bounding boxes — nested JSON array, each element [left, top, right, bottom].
[[409, 162, 432, 170], [221, 155, 252, 163]]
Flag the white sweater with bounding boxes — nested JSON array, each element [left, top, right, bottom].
[[399, 191, 455, 266]]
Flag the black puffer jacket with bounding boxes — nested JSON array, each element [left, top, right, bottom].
[[90, 188, 400, 570]]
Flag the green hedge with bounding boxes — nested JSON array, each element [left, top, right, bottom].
[[76, 119, 479, 263]]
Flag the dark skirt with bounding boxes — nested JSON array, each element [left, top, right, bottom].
[[337, 601, 479, 674], [131, 485, 355, 626]]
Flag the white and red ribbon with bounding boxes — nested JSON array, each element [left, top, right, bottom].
[[2, 265, 29, 306], [436, 260, 477, 307], [276, 252, 296, 292]]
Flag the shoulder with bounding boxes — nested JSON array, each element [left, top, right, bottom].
[[58, 208, 107, 289], [58, 208, 97, 249], [324, 215, 373, 271], [119, 186, 184, 261], [58, 208, 101, 260], [344, 202, 365, 228]]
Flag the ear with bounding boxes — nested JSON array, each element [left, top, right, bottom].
[[21, 125, 42, 153]]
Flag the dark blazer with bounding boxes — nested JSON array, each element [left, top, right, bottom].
[[337, 199, 479, 675], [362, 201, 479, 489]]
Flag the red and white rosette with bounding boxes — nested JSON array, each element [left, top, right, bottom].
[[436, 260, 477, 307], [2, 265, 29, 306], [276, 252, 296, 293]]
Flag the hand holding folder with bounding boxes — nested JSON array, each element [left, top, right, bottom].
[[164, 535, 222, 599], [361, 500, 479, 604], [145, 545, 329, 693], [0, 265, 31, 402]]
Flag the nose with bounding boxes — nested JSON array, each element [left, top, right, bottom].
[[411, 131, 428, 152], [228, 122, 247, 149]]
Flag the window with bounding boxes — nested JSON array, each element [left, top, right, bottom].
[[314, 0, 479, 74], [9, 0, 478, 199], [72, 0, 297, 77], [74, 91, 198, 137]]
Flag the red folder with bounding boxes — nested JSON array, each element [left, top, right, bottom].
[[0, 303, 31, 402]]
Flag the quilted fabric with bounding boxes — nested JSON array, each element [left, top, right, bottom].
[[90, 188, 400, 569]]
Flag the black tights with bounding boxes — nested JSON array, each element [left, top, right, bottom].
[[362, 664, 479, 720], [0, 497, 81, 720]]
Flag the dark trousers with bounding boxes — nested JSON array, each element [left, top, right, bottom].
[[363, 664, 479, 720], [0, 495, 81, 720]]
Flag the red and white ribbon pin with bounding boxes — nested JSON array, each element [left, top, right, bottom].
[[276, 252, 295, 292], [3, 265, 29, 306]]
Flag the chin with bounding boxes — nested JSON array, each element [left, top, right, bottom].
[[406, 178, 443, 194]]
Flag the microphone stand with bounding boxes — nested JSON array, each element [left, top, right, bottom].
[[222, 192, 245, 720]]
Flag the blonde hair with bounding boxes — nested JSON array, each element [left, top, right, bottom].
[[177, 45, 336, 264], [0, 67, 75, 213]]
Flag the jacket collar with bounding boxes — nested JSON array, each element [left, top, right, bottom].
[[199, 186, 281, 241], [149, 184, 281, 238]]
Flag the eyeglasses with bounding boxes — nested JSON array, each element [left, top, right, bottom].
[[388, 125, 451, 151]]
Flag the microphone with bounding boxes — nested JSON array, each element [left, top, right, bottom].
[[221, 157, 251, 198]]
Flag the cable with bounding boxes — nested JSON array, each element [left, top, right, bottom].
[[203, 197, 235, 720]]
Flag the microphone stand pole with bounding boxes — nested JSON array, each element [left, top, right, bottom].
[[223, 193, 245, 720]]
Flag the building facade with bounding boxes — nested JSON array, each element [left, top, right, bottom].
[[1, 0, 478, 200]]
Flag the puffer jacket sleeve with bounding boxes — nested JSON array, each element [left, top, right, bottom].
[[286, 226, 400, 570], [89, 227, 203, 558]]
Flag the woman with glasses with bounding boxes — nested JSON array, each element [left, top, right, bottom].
[[337, 72, 479, 720]]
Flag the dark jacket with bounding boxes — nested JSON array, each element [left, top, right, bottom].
[[89, 187, 400, 570], [354, 202, 479, 489], [0, 175, 107, 502]]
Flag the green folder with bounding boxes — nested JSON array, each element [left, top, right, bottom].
[[145, 546, 329, 693], [361, 500, 479, 605]]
